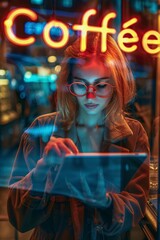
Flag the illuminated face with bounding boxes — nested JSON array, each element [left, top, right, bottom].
[[72, 57, 114, 117]]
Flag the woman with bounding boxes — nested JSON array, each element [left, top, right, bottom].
[[8, 33, 149, 240]]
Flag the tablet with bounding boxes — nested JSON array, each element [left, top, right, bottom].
[[52, 153, 147, 199]]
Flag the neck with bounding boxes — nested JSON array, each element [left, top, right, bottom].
[[77, 110, 105, 128]]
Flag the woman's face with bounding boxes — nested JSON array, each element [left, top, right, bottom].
[[72, 57, 114, 117]]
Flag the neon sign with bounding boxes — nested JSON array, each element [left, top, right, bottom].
[[4, 8, 37, 46], [3, 8, 160, 54]]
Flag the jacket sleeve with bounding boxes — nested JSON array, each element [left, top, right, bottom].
[[96, 122, 150, 236], [7, 118, 56, 232]]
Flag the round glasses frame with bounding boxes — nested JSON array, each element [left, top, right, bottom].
[[66, 81, 114, 98]]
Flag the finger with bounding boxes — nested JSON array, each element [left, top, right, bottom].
[[50, 137, 79, 154], [65, 178, 82, 199], [57, 141, 74, 155], [80, 172, 92, 198], [44, 143, 63, 167], [106, 181, 118, 193], [95, 168, 106, 196], [105, 193, 112, 207], [44, 142, 61, 157], [64, 138, 79, 154], [50, 136, 57, 141]]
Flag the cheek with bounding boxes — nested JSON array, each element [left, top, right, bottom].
[[76, 96, 84, 105], [101, 99, 110, 107], [102, 90, 113, 104], [98, 95, 113, 110], [108, 87, 114, 98], [105, 89, 114, 104]]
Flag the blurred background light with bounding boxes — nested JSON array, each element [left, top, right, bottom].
[[62, 0, 73, 8], [0, 69, 6, 76], [31, 0, 44, 4], [54, 65, 61, 73], [50, 74, 57, 81], [0, 79, 8, 85], [48, 56, 57, 63], [24, 73, 57, 83], [25, 71, 32, 79], [20, 92, 26, 99], [10, 78, 17, 88]]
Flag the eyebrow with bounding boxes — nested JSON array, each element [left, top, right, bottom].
[[73, 76, 110, 84]]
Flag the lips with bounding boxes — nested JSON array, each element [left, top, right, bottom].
[[84, 104, 99, 109]]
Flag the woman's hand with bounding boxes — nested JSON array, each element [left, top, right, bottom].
[[44, 136, 79, 165], [66, 168, 112, 209], [34, 137, 79, 180]]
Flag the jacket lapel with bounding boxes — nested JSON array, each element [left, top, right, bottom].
[[52, 113, 133, 151]]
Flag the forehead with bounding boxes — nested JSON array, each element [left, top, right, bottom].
[[72, 57, 111, 81]]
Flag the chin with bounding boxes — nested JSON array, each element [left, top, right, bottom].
[[85, 109, 102, 115]]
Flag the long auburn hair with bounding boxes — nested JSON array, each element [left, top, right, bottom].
[[57, 33, 135, 129]]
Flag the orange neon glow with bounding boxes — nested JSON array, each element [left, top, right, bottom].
[[73, 9, 97, 52], [118, 29, 139, 52], [72, 9, 116, 52], [117, 18, 139, 53], [101, 12, 116, 52], [4, 8, 37, 46], [3, 8, 160, 55], [122, 18, 138, 29], [43, 20, 69, 48], [142, 30, 160, 54]]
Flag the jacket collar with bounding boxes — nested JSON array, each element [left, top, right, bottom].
[[52, 113, 133, 144], [103, 115, 133, 143], [52, 113, 77, 142]]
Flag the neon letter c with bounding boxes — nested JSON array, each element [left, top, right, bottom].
[[4, 8, 37, 46]]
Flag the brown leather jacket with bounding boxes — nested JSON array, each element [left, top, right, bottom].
[[7, 112, 150, 240]]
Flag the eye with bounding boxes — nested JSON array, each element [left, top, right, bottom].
[[73, 82, 86, 88], [96, 83, 107, 88]]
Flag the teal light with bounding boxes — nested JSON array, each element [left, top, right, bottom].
[[62, 0, 73, 8], [31, 0, 43, 5], [24, 73, 57, 83], [50, 74, 57, 81]]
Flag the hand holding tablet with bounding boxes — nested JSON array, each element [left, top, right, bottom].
[[52, 153, 147, 206], [65, 169, 112, 208]]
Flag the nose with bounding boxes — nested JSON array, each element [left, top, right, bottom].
[[86, 85, 96, 99], [86, 92, 96, 99]]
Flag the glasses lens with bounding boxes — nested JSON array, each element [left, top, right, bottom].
[[70, 82, 87, 96], [95, 83, 112, 97]]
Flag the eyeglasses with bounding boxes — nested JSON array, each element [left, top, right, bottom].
[[67, 81, 114, 98]]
